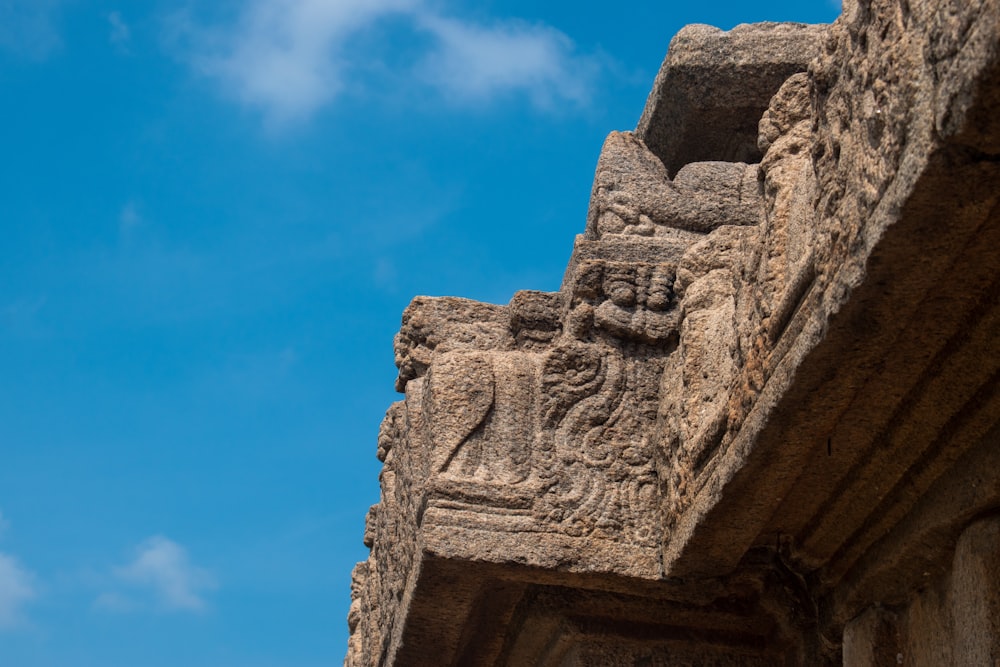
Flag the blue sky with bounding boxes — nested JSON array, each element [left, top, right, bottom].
[[0, 1, 840, 664]]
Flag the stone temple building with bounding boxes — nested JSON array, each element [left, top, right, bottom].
[[345, 0, 1000, 664]]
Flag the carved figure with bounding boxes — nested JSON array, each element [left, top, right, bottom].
[[587, 131, 762, 238]]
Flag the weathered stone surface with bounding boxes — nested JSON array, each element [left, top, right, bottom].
[[586, 131, 761, 238], [842, 607, 901, 667], [346, 1, 1000, 664], [950, 516, 1000, 664], [393, 296, 511, 392], [637, 22, 827, 176]]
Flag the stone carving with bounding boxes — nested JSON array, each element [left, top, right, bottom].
[[346, 25, 791, 656], [590, 263, 678, 342], [636, 22, 827, 174], [509, 290, 563, 349], [347, 3, 1000, 665], [390, 255, 683, 543], [393, 297, 510, 392], [532, 263, 673, 543], [587, 131, 761, 238], [426, 350, 538, 485]]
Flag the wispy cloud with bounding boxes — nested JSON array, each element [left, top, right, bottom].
[[170, 0, 596, 127], [0, 513, 36, 630], [0, 554, 35, 628], [171, 0, 417, 126], [98, 536, 215, 613], [0, 0, 64, 60], [415, 16, 593, 107], [108, 11, 131, 52]]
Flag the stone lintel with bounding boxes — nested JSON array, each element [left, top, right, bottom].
[[420, 501, 663, 580]]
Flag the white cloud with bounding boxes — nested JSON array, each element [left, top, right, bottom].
[[104, 536, 215, 613], [416, 16, 593, 107], [0, 553, 36, 629], [0, 0, 64, 60], [171, 0, 596, 126], [175, 0, 416, 126], [108, 11, 131, 51]]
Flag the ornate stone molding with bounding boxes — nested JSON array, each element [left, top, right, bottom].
[[346, 2, 1000, 664]]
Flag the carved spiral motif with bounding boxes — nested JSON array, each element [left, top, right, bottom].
[[540, 343, 606, 428]]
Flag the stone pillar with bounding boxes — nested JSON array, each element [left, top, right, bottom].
[[843, 607, 900, 667], [951, 516, 1000, 665]]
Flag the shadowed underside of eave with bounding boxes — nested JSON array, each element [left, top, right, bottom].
[[665, 144, 1000, 628]]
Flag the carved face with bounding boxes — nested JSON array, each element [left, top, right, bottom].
[[604, 271, 637, 308], [567, 261, 679, 344]]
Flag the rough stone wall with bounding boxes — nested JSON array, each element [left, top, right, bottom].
[[345, 1, 1000, 664]]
